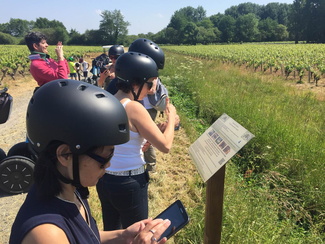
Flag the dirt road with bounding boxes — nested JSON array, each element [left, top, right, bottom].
[[0, 77, 36, 244]]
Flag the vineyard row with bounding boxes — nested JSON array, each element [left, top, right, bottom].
[[163, 44, 325, 86]]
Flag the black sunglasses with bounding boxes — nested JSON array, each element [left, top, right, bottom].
[[145, 81, 153, 89], [85, 148, 114, 165], [109, 55, 119, 60]]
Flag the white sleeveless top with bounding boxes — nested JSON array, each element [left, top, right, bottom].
[[106, 99, 146, 171]]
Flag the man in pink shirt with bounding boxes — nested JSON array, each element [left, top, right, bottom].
[[25, 32, 69, 89]]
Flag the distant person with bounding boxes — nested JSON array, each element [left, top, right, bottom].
[[74, 59, 82, 80], [68, 57, 78, 80], [98, 45, 124, 89], [25, 31, 69, 90], [9, 79, 171, 244], [79, 58, 89, 80]]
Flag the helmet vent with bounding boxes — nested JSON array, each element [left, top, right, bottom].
[[95, 93, 106, 98], [118, 124, 127, 132], [78, 85, 87, 91], [59, 80, 68, 87]]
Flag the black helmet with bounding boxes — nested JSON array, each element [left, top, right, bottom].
[[109, 45, 125, 56], [115, 52, 158, 84], [128, 38, 165, 69], [26, 79, 129, 154]]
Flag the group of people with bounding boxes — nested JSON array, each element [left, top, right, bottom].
[[8, 32, 180, 244], [68, 57, 89, 81]]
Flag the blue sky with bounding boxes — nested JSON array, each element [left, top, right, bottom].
[[0, 0, 293, 35]]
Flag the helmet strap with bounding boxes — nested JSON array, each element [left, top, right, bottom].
[[72, 154, 89, 199], [72, 154, 83, 188], [53, 154, 83, 188], [132, 83, 145, 101]]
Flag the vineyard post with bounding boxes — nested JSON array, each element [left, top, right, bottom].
[[204, 164, 226, 244]]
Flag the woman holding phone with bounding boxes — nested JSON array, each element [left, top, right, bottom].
[[9, 79, 170, 244], [98, 45, 124, 89]]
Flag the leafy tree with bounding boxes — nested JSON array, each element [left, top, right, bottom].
[[209, 13, 223, 27], [0, 32, 18, 44], [68, 29, 85, 45], [168, 13, 187, 31], [99, 9, 130, 45], [32, 17, 69, 44], [235, 13, 260, 42], [274, 24, 289, 41], [237, 3, 262, 17], [3, 18, 31, 37], [258, 18, 288, 42], [218, 15, 236, 42], [304, 0, 325, 42], [34, 17, 66, 30], [165, 27, 181, 45], [197, 18, 214, 29], [261, 3, 291, 26], [170, 6, 206, 24], [0, 23, 8, 33], [83, 29, 103, 45], [33, 27, 69, 45], [276, 3, 291, 27], [289, 0, 307, 43], [258, 17, 279, 41], [183, 22, 198, 45], [152, 28, 169, 44], [225, 3, 262, 18], [225, 6, 240, 19]]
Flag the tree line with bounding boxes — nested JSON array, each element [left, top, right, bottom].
[[0, 1, 324, 46]]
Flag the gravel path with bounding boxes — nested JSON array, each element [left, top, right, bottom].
[[0, 77, 35, 244]]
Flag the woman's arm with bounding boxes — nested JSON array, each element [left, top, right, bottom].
[[98, 69, 110, 88], [127, 99, 177, 153]]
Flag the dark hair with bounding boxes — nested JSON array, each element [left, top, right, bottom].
[[25, 32, 47, 52], [33, 141, 64, 200], [116, 78, 143, 93]]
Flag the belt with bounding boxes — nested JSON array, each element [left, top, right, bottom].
[[106, 165, 146, 176]]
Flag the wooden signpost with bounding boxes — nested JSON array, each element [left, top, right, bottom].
[[189, 113, 254, 244]]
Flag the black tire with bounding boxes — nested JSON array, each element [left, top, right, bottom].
[[0, 148, 5, 161], [7, 142, 36, 161], [0, 156, 35, 194]]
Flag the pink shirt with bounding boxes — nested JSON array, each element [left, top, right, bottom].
[[29, 56, 69, 86]]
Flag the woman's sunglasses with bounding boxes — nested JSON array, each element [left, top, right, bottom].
[[109, 55, 119, 60], [145, 81, 153, 89], [85, 148, 114, 165]]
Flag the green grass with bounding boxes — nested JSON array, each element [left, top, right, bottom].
[[159, 50, 324, 243]]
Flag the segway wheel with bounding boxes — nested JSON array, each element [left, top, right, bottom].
[[0, 148, 5, 161], [0, 156, 34, 194]]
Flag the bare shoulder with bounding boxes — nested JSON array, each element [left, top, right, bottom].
[[22, 224, 69, 244], [125, 100, 152, 125], [125, 100, 146, 112]]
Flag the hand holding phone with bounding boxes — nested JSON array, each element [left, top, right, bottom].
[[154, 200, 189, 240]]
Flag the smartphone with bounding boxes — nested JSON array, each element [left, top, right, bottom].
[[100, 66, 107, 73], [154, 200, 189, 240]]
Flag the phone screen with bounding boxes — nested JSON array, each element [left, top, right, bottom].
[[154, 200, 189, 240]]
